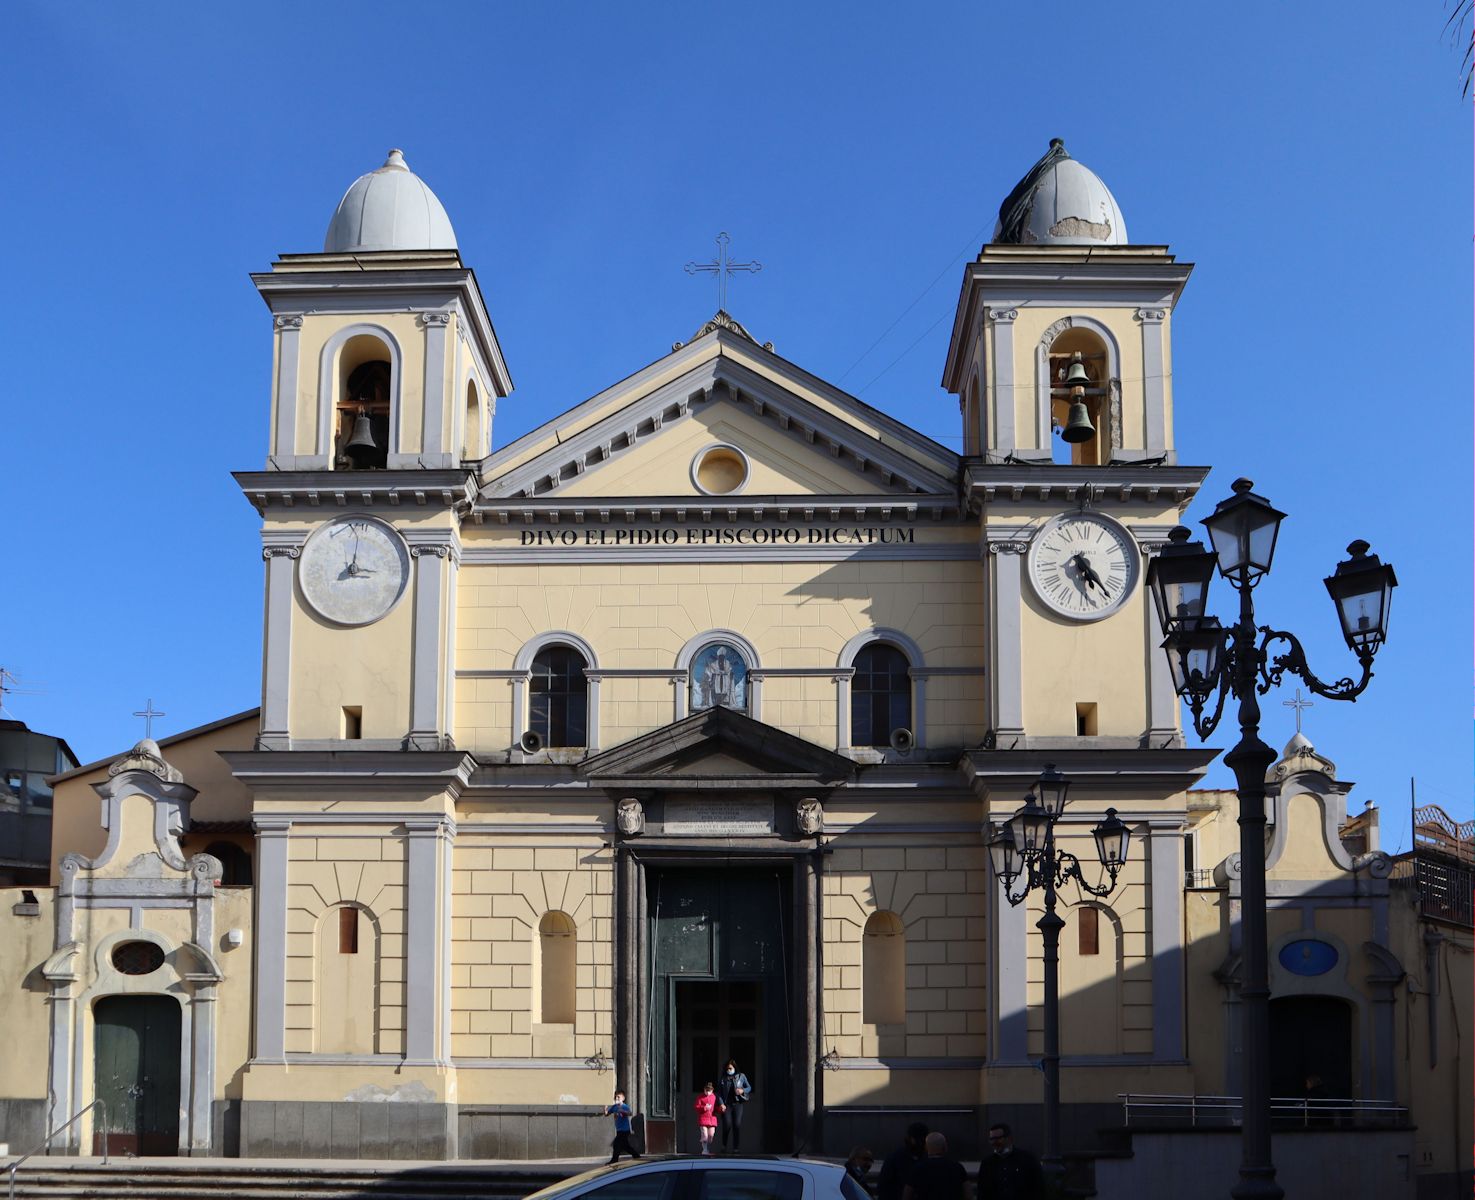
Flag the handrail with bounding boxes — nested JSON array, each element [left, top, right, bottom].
[[1119, 1092, 1408, 1128], [8, 1098, 108, 1200]]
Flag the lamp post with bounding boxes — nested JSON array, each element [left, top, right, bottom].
[[989, 765, 1131, 1179], [1147, 478, 1398, 1200]]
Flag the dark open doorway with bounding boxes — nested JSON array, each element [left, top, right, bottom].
[[1268, 995, 1354, 1103], [674, 980, 766, 1153], [648, 866, 794, 1153], [93, 994, 181, 1155]]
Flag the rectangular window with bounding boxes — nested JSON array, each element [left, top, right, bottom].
[[1078, 906, 1099, 956], [342, 706, 363, 740], [1075, 702, 1098, 736], [339, 907, 359, 954]]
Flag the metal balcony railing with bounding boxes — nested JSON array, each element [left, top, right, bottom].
[[1119, 1093, 1408, 1129]]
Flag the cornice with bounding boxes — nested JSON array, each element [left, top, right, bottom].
[[962, 462, 1209, 510], [222, 750, 476, 795], [958, 747, 1219, 798], [465, 492, 966, 527], [234, 469, 477, 515]]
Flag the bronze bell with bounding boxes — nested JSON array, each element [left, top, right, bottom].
[[345, 408, 379, 466], [1061, 388, 1095, 444], [1063, 351, 1091, 387]]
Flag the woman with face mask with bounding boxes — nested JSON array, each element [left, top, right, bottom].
[[715, 1059, 752, 1152]]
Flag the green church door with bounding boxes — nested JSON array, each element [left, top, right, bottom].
[[93, 995, 182, 1155]]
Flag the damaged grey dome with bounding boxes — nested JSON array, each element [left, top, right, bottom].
[[993, 139, 1128, 246]]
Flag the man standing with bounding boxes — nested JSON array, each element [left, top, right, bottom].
[[605, 1090, 640, 1165], [976, 1123, 1043, 1200], [902, 1132, 970, 1200], [877, 1122, 929, 1200]]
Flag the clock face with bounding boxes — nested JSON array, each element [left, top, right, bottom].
[[297, 516, 410, 627], [1027, 513, 1140, 621]]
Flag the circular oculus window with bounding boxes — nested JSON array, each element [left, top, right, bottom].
[[112, 941, 166, 976], [691, 444, 750, 495]]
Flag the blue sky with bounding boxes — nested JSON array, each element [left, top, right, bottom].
[[4, 2, 1470, 841]]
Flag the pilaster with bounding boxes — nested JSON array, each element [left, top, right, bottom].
[[407, 540, 453, 750], [1135, 308, 1168, 455], [988, 307, 1019, 452], [252, 818, 292, 1063], [270, 314, 303, 467], [404, 816, 453, 1064], [259, 542, 299, 750], [1149, 825, 1186, 1060], [986, 536, 1028, 742]]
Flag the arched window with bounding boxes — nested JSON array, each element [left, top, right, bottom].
[[689, 641, 750, 714], [316, 904, 378, 1053], [851, 644, 912, 748], [863, 910, 906, 1025], [334, 335, 393, 470], [463, 379, 482, 461], [536, 911, 577, 1025], [1047, 327, 1111, 467], [530, 646, 589, 748], [204, 840, 252, 886]]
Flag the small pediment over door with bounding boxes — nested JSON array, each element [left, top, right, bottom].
[[581, 706, 855, 790]]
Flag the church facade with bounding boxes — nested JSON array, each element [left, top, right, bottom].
[[3, 145, 1467, 1191]]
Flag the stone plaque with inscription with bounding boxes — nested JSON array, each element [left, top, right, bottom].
[[663, 798, 774, 836]]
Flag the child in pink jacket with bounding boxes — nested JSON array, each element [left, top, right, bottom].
[[693, 1083, 720, 1155]]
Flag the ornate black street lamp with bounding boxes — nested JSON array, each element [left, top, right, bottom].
[[1147, 478, 1397, 1200], [989, 765, 1130, 1178]]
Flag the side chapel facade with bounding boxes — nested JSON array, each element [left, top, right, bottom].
[[2, 143, 1467, 1189]]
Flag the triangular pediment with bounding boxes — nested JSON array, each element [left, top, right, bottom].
[[582, 706, 855, 788], [476, 323, 957, 507]]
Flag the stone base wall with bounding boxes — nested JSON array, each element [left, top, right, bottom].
[[456, 1106, 616, 1159], [0, 1099, 47, 1155], [239, 1101, 456, 1159], [1094, 1127, 1416, 1200]]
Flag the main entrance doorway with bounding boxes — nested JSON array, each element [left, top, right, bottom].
[[674, 980, 765, 1153], [93, 995, 181, 1155], [1269, 995, 1354, 1102], [648, 867, 794, 1153]]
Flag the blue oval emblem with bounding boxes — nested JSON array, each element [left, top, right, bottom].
[[1279, 939, 1338, 977]]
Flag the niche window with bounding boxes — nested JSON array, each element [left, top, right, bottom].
[[537, 911, 577, 1024], [851, 643, 912, 748], [863, 910, 906, 1024], [335, 359, 391, 470], [690, 642, 749, 714], [1075, 703, 1098, 736], [1078, 905, 1100, 955], [205, 841, 253, 886], [529, 646, 589, 748], [1048, 328, 1111, 466], [338, 906, 359, 954]]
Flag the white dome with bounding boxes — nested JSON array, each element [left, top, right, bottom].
[[324, 149, 458, 253], [993, 139, 1128, 247]]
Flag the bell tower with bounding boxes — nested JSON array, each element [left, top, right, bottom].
[[239, 149, 512, 751], [943, 140, 1203, 750]]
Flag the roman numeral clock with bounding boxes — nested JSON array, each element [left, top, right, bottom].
[[1026, 511, 1141, 620]]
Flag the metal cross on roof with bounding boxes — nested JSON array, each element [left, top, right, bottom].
[[685, 232, 762, 313], [1282, 687, 1314, 733], [133, 698, 165, 739]]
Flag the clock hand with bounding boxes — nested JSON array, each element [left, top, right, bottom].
[[1073, 554, 1111, 598]]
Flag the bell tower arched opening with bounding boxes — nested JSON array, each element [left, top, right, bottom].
[[1048, 327, 1111, 466], [334, 336, 392, 470]]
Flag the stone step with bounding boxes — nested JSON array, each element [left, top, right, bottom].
[[6, 1161, 582, 1200]]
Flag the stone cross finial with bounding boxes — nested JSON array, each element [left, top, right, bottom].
[[132, 698, 165, 739], [1282, 688, 1314, 734], [685, 232, 762, 312]]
